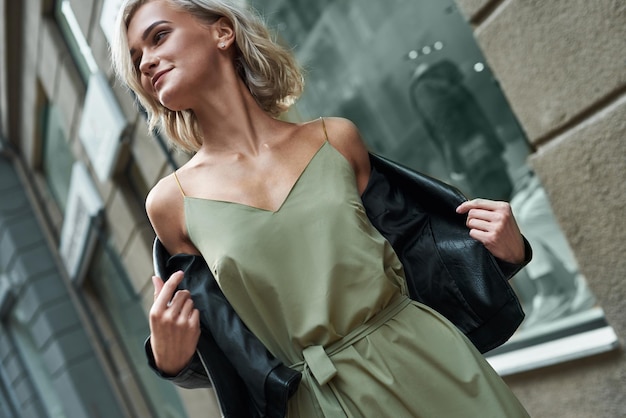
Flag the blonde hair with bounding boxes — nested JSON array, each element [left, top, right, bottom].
[[111, 0, 304, 152]]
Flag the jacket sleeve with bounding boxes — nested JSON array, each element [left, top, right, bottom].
[[149, 238, 301, 418], [362, 152, 528, 353]]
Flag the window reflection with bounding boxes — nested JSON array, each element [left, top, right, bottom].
[[8, 317, 66, 417], [82, 236, 188, 418], [42, 104, 74, 213], [409, 59, 513, 201], [253, 0, 603, 370]]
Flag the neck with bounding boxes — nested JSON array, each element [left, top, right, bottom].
[[192, 76, 280, 156]]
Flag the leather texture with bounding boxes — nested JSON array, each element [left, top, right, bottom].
[[151, 241, 301, 418], [362, 153, 529, 351], [147, 152, 530, 418]]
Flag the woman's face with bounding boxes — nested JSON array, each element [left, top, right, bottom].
[[126, 0, 223, 111]]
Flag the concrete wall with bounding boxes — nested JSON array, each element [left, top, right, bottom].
[[1, 0, 216, 416], [456, 1, 626, 416], [0, 156, 125, 418]]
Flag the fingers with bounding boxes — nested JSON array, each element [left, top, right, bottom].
[[457, 198, 507, 212], [152, 275, 164, 301], [457, 199, 525, 263], [189, 308, 200, 326], [466, 217, 494, 233], [457, 200, 510, 225], [149, 298, 200, 375], [467, 228, 497, 248], [465, 208, 507, 231], [179, 297, 196, 320], [153, 270, 185, 309], [456, 199, 483, 214], [150, 270, 196, 321], [154, 295, 195, 330], [169, 288, 194, 314]]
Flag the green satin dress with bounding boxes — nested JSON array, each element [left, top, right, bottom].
[[179, 137, 529, 417]]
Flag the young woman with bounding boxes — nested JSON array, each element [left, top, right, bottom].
[[113, 0, 531, 416]]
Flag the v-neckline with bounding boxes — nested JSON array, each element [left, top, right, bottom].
[[184, 141, 329, 214]]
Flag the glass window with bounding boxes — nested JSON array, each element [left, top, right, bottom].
[[81, 235, 188, 418], [0, 373, 19, 418], [42, 104, 75, 213], [54, 0, 98, 83], [8, 317, 67, 417], [49, 2, 184, 413], [0, 325, 23, 418], [251, 0, 615, 374]]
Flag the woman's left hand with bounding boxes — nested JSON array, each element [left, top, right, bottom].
[[456, 199, 525, 264]]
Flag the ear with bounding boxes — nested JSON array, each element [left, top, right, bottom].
[[214, 16, 235, 49]]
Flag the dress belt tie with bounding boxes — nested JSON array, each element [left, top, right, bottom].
[[290, 296, 411, 416]]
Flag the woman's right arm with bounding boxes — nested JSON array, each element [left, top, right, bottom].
[[145, 177, 202, 377], [148, 271, 201, 376]]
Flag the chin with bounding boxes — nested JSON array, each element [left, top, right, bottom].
[[158, 93, 187, 112], [162, 103, 187, 112]]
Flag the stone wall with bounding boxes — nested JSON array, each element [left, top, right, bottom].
[[456, 1, 626, 416], [1, 0, 215, 415], [0, 156, 125, 418]]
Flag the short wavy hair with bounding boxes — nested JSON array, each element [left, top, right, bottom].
[[111, 0, 304, 152]]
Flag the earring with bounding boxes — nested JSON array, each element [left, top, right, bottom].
[[219, 42, 226, 49]]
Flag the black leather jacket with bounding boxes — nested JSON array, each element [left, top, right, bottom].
[[146, 153, 531, 418]]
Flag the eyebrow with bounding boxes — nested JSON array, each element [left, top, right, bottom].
[[129, 20, 172, 57]]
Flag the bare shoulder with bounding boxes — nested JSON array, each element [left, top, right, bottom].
[[322, 117, 371, 193], [146, 175, 177, 221], [321, 117, 362, 148], [146, 173, 196, 255]]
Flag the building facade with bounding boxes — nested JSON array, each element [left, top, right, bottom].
[[0, 0, 623, 417]]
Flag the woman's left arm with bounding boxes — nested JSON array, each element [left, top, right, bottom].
[[456, 199, 526, 264]]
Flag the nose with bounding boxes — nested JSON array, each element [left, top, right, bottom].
[[139, 52, 159, 75]]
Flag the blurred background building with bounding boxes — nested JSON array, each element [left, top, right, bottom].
[[0, 0, 624, 417]]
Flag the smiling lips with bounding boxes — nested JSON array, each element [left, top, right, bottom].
[[152, 69, 171, 89]]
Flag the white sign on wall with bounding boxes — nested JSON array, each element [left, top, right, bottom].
[[78, 71, 127, 182], [100, 0, 125, 45], [60, 162, 105, 284]]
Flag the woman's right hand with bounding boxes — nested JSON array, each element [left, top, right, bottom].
[[149, 271, 201, 375]]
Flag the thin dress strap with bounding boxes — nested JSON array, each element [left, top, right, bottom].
[[320, 117, 329, 142], [173, 171, 186, 198]]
